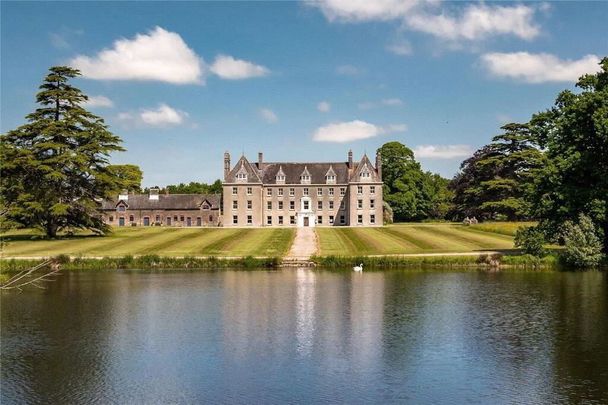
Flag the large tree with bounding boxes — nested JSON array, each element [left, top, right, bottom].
[[379, 141, 451, 221], [529, 57, 608, 252], [1, 66, 140, 237], [450, 123, 544, 220]]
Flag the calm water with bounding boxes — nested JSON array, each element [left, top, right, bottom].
[[1, 269, 607, 404]]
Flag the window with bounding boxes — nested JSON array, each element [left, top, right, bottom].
[[370, 186, 376, 194], [300, 174, 310, 183], [117, 205, 126, 212], [340, 187, 346, 196], [109, 216, 114, 222], [317, 188, 323, 196], [247, 200, 252, 210], [303, 188, 309, 196], [317, 216, 323, 224], [129, 215, 134, 222], [278, 216, 284, 225], [276, 174, 285, 183], [209, 215, 213, 222], [233, 215, 238, 225], [233, 200, 238, 210], [247, 187, 252, 195], [174, 216, 178, 221], [358, 199, 363, 209], [303, 200, 310, 210], [290, 201, 295, 210], [267, 188, 272, 197], [329, 215, 334, 224], [329, 188, 335, 196], [237, 172, 247, 180], [155, 215, 160, 223], [370, 214, 376, 224], [180, 216, 184, 222], [325, 175, 336, 183], [247, 215, 252, 225], [290, 216, 296, 225], [329, 201, 334, 210], [201, 203, 209, 210], [370, 199, 375, 209], [166, 217, 172, 226], [357, 186, 363, 195], [267, 201, 272, 210], [278, 201, 284, 210], [317, 201, 323, 210], [358, 214, 363, 224], [340, 215, 345, 224], [340, 200, 345, 210], [267, 216, 272, 225], [289, 188, 295, 196], [278, 188, 284, 196], [232, 187, 238, 195]]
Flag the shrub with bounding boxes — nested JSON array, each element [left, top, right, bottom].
[[514, 226, 546, 257], [560, 214, 604, 268]]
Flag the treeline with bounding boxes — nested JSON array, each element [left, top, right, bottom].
[[144, 180, 222, 195], [381, 57, 608, 263]]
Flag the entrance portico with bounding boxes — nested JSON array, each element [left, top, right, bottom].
[[297, 197, 315, 227]]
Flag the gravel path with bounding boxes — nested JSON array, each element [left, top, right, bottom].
[[285, 227, 318, 260]]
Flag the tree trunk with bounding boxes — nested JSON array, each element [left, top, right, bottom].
[[46, 222, 58, 238]]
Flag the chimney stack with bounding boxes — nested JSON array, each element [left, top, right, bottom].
[[118, 190, 129, 201], [348, 149, 353, 169], [224, 151, 231, 181], [149, 187, 160, 201], [258, 152, 263, 168], [376, 150, 382, 180]]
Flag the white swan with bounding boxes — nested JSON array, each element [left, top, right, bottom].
[[353, 263, 363, 272]]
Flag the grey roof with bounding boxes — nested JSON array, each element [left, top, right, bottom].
[[260, 162, 351, 184], [101, 194, 220, 210]]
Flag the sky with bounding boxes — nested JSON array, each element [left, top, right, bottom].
[[1, 1, 607, 187]]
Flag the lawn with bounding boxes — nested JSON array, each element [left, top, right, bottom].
[[315, 223, 522, 256], [1, 227, 295, 258]]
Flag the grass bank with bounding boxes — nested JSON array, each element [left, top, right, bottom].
[[312, 253, 560, 270], [1, 255, 280, 272]]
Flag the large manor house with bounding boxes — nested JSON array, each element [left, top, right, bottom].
[[101, 150, 383, 227]]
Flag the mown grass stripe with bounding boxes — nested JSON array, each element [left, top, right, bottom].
[[201, 229, 253, 255], [381, 227, 436, 250], [134, 228, 208, 255]]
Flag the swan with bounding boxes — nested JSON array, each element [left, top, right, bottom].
[[353, 263, 363, 272]]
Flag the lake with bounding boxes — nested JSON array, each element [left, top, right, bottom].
[[1, 269, 607, 404]]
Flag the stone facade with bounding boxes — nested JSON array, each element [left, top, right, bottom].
[[222, 150, 383, 227], [101, 190, 221, 227]]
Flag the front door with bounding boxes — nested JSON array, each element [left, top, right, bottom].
[[303, 217, 309, 227], [143, 217, 150, 226], [186, 217, 192, 227], [118, 217, 125, 226]]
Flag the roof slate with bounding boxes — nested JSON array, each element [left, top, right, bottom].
[[101, 194, 220, 210]]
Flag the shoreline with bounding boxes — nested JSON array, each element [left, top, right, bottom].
[[1, 252, 594, 272]]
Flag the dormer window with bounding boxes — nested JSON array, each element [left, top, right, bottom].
[[360, 168, 371, 179], [276, 166, 286, 184], [237, 173, 247, 180], [325, 166, 337, 184], [300, 166, 311, 184]]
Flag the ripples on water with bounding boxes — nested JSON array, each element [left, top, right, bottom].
[[1, 270, 607, 404]]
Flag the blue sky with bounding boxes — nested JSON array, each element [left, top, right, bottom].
[[2, 1, 606, 187]]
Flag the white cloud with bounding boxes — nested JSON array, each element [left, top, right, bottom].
[[259, 108, 278, 124], [382, 98, 404, 106], [312, 120, 406, 143], [209, 55, 270, 80], [70, 26, 204, 84], [336, 64, 363, 76], [358, 98, 404, 109], [386, 40, 413, 56], [118, 103, 188, 127], [480, 52, 602, 83], [309, 0, 423, 22], [413, 144, 473, 159], [311, 2, 543, 44], [84, 95, 114, 108], [405, 4, 540, 42], [317, 101, 331, 112]]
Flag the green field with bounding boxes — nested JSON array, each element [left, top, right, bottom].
[[1, 227, 295, 258], [315, 223, 520, 256]]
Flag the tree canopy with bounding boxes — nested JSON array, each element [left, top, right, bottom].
[[378, 141, 452, 221], [528, 57, 608, 252], [1, 66, 141, 237], [450, 123, 544, 220]]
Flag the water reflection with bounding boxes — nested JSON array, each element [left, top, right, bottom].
[[1, 270, 607, 404]]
